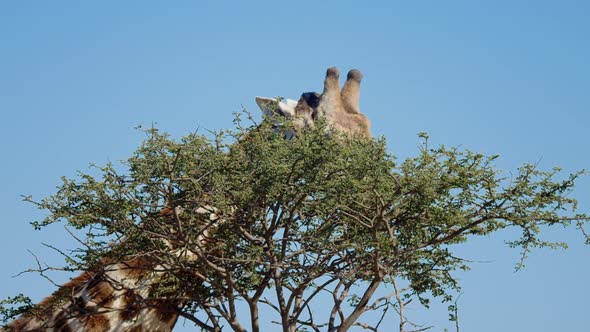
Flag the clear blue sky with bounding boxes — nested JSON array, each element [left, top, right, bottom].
[[1, 1, 589, 331]]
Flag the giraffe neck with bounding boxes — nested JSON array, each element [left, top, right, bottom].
[[4, 259, 184, 332], [4, 205, 220, 332]]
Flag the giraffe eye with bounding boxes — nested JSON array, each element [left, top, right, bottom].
[[275, 109, 287, 117]]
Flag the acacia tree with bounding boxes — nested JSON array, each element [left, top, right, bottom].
[[1, 114, 588, 331]]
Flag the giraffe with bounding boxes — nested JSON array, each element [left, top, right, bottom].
[[255, 67, 371, 138], [2, 67, 371, 332]]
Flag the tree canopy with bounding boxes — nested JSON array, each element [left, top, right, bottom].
[[2, 114, 589, 331]]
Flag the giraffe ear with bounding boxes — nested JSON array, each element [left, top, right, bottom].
[[255, 97, 297, 118]]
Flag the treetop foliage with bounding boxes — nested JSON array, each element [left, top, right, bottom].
[[4, 113, 589, 331]]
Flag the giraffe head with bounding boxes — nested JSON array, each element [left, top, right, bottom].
[[256, 67, 371, 138]]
